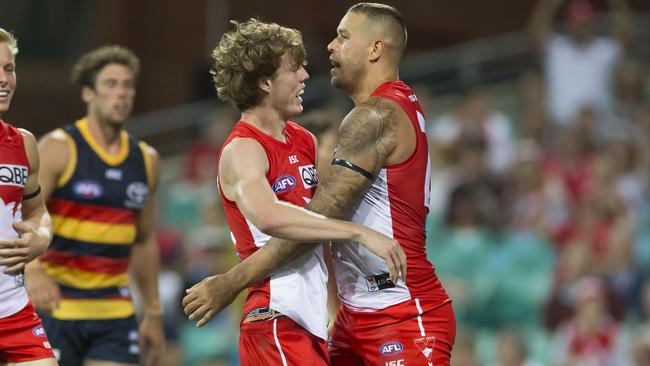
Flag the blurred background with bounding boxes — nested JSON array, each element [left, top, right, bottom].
[[3, 0, 650, 365]]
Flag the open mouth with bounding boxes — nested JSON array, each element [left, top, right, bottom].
[[296, 89, 304, 102], [0, 91, 9, 98], [115, 102, 129, 112]]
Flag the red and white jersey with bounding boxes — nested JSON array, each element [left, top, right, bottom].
[[218, 120, 328, 340], [332, 81, 450, 313], [0, 120, 30, 318]]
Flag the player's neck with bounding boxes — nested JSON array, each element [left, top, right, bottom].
[[350, 66, 399, 105], [86, 115, 124, 155], [241, 106, 288, 142]]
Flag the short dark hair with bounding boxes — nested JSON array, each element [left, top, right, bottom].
[[348, 3, 407, 52], [71, 45, 140, 89]]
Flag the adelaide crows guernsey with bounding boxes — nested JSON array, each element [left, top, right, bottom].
[[39, 118, 153, 320], [218, 120, 329, 340], [332, 81, 450, 314], [0, 120, 30, 318]]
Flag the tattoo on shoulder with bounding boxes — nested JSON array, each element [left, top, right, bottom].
[[304, 97, 401, 219], [336, 97, 400, 173]]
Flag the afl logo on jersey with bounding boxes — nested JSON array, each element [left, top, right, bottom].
[[73, 180, 104, 199], [125, 182, 149, 209], [380, 341, 404, 356], [32, 325, 47, 337], [272, 175, 296, 194], [0, 164, 28, 187]]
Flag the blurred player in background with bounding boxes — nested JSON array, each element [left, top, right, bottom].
[[25, 45, 164, 366]]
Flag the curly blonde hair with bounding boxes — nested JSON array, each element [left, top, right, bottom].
[[0, 27, 18, 56], [211, 18, 306, 111]]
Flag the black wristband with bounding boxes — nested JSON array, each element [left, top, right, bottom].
[[22, 185, 41, 200], [331, 158, 375, 181]]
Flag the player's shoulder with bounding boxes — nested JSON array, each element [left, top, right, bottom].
[[137, 140, 159, 159], [348, 95, 403, 128], [40, 128, 70, 144], [220, 137, 266, 166], [16, 127, 36, 143]]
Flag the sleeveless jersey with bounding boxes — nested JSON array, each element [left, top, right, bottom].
[[39, 118, 153, 320], [218, 120, 328, 340], [0, 120, 30, 318], [332, 81, 450, 313]]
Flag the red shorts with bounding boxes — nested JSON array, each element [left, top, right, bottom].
[[239, 316, 328, 366], [330, 300, 456, 366], [0, 301, 56, 363]]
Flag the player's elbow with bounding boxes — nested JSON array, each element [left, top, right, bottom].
[[249, 212, 285, 236]]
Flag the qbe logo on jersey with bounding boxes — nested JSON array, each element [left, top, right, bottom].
[[0, 164, 28, 187], [298, 165, 318, 189]]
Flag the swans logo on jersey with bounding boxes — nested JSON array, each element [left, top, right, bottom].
[[380, 342, 403, 356], [273, 175, 296, 194], [0, 164, 28, 187], [73, 180, 103, 199], [299, 164, 318, 189], [125, 182, 149, 209], [414, 336, 436, 364], [408, 94, 418, 102]]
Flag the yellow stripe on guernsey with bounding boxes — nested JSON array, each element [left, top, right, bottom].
[[56, 128, 78, 188], [77, 118, 129, 166], [51, 215, 136, 245], [54, 299, 134, 320], [41, 263, 128, 289], [138, 141, 154, 190]]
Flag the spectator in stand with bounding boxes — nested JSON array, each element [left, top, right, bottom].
[[429, 86, 514, 174], [630, 277, 650, 366], [488, 328, 543, 366], [613, 58, 647, 121], [450, 329, 481, 366], [550, 276, 631, 366], [529, 0, 633, 130], [509, 139, 569, 237]]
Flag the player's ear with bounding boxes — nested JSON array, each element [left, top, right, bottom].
[[369, 40, 384, 62], [81, 86, 95, 103], [258, 77, 272, 94]]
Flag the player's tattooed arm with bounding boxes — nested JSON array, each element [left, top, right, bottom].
[[233, 96, 402, 284], [183, 97, 407, 327]]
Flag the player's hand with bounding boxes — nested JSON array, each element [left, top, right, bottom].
[[139, 311, 165, 366], [357, 229, 407, 284], [0, 221, 50, 275], [182, 273, 241, 327], [25, 264, 61, 313]]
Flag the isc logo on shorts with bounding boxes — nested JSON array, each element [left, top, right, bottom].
[[380, 341, 403, 356], [0, 164, 28, 187], [273, 175, 296, 194], [298, 165, 318, 189]]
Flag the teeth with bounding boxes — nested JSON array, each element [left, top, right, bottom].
[[297, 90, 304, 96], [0, 91, 8, 97]]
